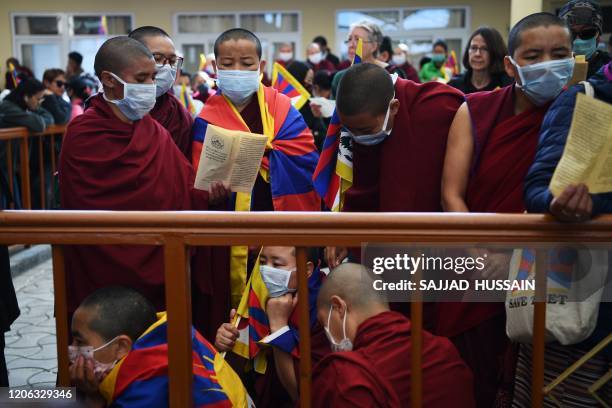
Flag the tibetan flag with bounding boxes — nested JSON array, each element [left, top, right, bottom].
[[312, 38, 363, 211], [271, 62, 310, 110], [8, 63, 19, 88], [446, 50, 460, 76], [199, 53, 207, 72], [98, 312, 250, 407], [99, 16, 108, 35], [232, 256, 270, 374], [179, 82, 196, 115]]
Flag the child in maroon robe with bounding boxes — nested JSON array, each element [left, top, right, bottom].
[[440, 13, 574, 406], [129, 26, 193, 159], [313, 263, 475, 407]]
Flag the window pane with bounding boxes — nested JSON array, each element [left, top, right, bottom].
[[178, 15, 235, 33], [182, 44, 205, 75], [70, 38, 108, 74], [336, 10, 400, 32], [21, 43, 62, 80], [402, 8, 466, 30], [72, 15, 132, 35], [240, 13, 298, 33], [14, 16, 60, 35]]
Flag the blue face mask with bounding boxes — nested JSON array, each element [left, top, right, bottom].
[[573, 37, 597, 60], [103, 72, 157, 121], [155, 64, 177, 97], [216, 68, 260, 106], [509, 57, 575, 106], [349, 99, 393, 146], [260, 265, 296, 298]]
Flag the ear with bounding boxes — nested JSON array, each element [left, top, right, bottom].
[[259, 60, 266, 73], [114, 335, 133, 360], [389, 98, 400, 117], [306, 261, 314, 279], [99, 71, 116, 90], [330, 295, 346, 317], [503, 56, 517, 81]]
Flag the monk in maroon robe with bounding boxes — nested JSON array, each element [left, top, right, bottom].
[[59, 37, 209, 322], [313, 263, 475, 407], [129, 26, 193, 159], [440, 14, 573, 406]]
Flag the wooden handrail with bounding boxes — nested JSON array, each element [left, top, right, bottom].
[[1, 210, 609, 408]]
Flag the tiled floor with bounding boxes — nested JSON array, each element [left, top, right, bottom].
[[5, 259, 57, 387]]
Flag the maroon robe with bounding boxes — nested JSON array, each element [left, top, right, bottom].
[[312, 311, 475, 407], [309, 59, 336, 73], [59, 94, 206, 318], [150, 92, 194, 159], [436, 85, 550, 408], [399, 62, 420, 83]]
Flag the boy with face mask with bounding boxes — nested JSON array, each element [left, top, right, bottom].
[[129, 26, 193, 159], [312, 263, 474, 407], [191, 28, 320, 342], [440, 12, 574, 407], [69, 286, 249, 407], [59, 36, 209, 329], [214, 246, 330, 406]]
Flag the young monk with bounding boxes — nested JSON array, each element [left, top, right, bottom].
[[312, 263, 475, 407], [191, 29, 320, 340], [69, 286, 249, 407], [59, 37, 215, 324], [129, 26, 193, 159], [440, 13, 574, 407], [215, 246, 330, 405]]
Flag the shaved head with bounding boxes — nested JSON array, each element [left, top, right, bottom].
[[317, 263, 388, 311], [128, 26, 170, 43], [94, 36, 153, 78], [337, 63, 394, 117]]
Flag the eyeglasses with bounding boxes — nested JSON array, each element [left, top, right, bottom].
[[152, 53, 184, 69], [573, 28, 598, 40], [55, 80, 65, 88], [344, 37, 373, 45], [468, 45, 489, 54]]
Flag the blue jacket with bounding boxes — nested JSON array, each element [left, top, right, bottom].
[[524, 66, 612, 214], [524, 64, 612, 357]]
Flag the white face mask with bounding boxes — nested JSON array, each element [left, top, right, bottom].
[[308, 52, 323, 65], [324, 305, 353, 352], [349, 97, 393, 146], [216, 68, 260, 106], [260, 265, 296, 298], [278, 52, 293, 62], [155, 64, 177, 97], [392, 54, 407, 66], [68, 336, 119, 381], [103, 72, 156, 121]]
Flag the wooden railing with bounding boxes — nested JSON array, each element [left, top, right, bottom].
[[1, 210, 611, 407], [0, 124, 66, 210]]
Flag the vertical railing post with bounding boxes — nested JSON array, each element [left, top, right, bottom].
[[532, 249, 548, 408], [410, 263, 423, 408], [38, 136, 45, 209], [19, 136, 31, 209], [50, 134, 57, 176], [6, 141, 14, 209], [164, 236, 192, 408], [51, 245, 70, 386], [296, 247, 312, 407]]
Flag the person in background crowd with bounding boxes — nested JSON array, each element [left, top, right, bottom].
[[191, 72, 212, 104], [69, 286, 249, 407], [560, 0, 611, 78], [392, 43, 420, 83], [377, 36, 394, 63], [0, 78, 53, 132], [66, 51, 84, 82], [129, 26, 194, 159], [442, 13, 574, 406], [307, 42, 336, 73], [178, 71, 191, 88], [276, 43, 295, 68], [419, 40, 451, 83], [312, 263, 475, 407], [309, 69, 334, 151], [4, 58, 33, 91], [66, 76, 93, 119], [313, 35, 340, 68], [331, 21, 406, 98], [286, 61, 328, 150], [41, 68, 72, 125], [448, 27, 513, 94], [419, 56, 432, 71], [521, 60, 612, 407]]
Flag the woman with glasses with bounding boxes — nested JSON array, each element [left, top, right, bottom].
[[41, 68, 72, 125], [448, 27, 513, 94], [331, 21, 406, 98]]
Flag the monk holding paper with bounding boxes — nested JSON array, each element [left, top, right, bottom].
[[191, 28, 320, 340]]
